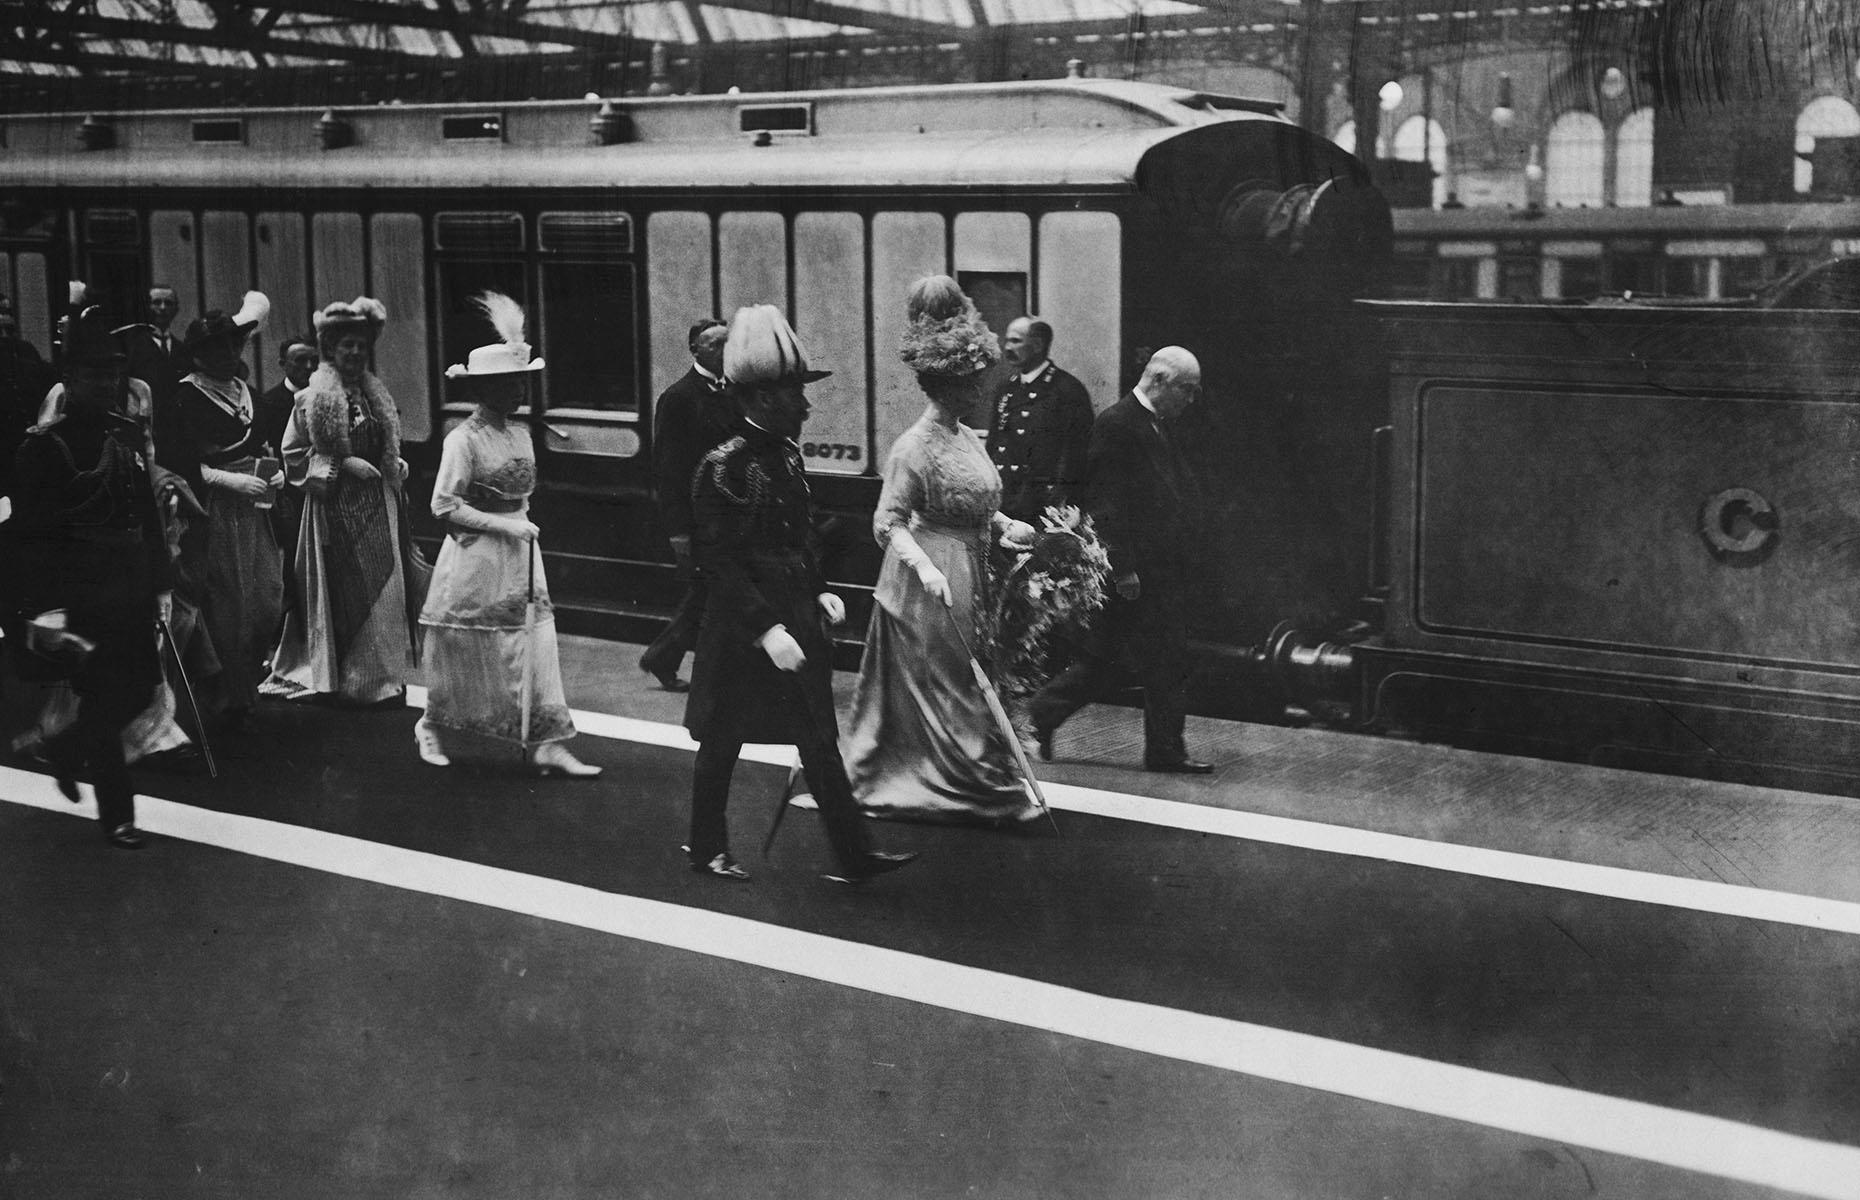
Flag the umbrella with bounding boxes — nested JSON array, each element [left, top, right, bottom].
[[157, 615, 217, 779], [943, 606, 1058, 835], [518, 539, 536, 765]]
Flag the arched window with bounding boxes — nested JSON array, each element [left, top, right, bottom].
[[1796, 96, 1860, 194], [1546, 111, 1606, 207], [1393, 115, 1450, 208], [1613, 107, 1655, 207], [1332, 120, 1356, 156]]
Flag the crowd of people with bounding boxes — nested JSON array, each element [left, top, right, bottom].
[[2, 270, 1214, 882]]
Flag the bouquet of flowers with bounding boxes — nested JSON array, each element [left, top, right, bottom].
[[979, 504, 1112, 703]]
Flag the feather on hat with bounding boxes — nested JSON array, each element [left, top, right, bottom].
[[723, 304, 830, 386], [446, 291, 544, 377]]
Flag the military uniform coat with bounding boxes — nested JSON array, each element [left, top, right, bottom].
[[987, 361, 1093, 524], [683, 421, 838, 745]]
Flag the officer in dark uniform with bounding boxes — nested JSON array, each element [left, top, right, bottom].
[[638, 318, 732, 692], [5, 306, 173, 848], [987, 316, 1094, 526], [682, 305, 916, 886]]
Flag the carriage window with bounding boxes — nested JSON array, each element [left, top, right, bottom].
[[1556, 257, 1604, 300], [1384, 254, 1434, 300], [956, 271, 1027, 346], [436, 259, 527, 402], [541, 261, 637, 412]]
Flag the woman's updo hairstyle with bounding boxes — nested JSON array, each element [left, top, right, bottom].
[[898, 275, 999, 395]]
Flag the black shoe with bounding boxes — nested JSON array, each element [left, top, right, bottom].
[[690, 851, 750, 881], [106, 823, 147, 850], [1034, 726, 1054, 762], [640, 654, 689, 692], [1145, 757, 1214, 775], [54, 771, 80, 803], [824, 850, 919, 886]]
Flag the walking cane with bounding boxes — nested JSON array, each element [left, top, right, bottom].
[[518, 538, 536, 767], [156, 616, 218, 779], [943, 606, 1059, 836]]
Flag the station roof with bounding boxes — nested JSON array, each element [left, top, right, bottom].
[[0, 0, 1675, 78]]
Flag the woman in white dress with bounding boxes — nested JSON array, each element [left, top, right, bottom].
[[413, 292, 599, 777], [840, 276, 1038, 823]]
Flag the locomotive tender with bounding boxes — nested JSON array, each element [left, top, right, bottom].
[[0, 77, 1389, 697]]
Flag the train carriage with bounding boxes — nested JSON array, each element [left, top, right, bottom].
[[0, 79, 1389, 680]]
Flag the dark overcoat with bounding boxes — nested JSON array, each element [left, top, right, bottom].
[[651, 366, 740, 541], [682, 422, 838, 745], [4, 406, 170, 686]]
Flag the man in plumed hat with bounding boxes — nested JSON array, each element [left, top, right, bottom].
[[682, 305, 917, 885], [4, 306, 174, 848]]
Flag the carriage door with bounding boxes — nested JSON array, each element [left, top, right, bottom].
[[2, 205, 58, 357]]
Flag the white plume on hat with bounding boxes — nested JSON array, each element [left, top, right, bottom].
[[232, 289, 270, 330], [722, 304, 830, 386], [445, 290, 544, 377]]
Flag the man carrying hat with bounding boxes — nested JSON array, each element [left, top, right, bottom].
[[682, 305, 917, 885], [3, 306, 174, 848]]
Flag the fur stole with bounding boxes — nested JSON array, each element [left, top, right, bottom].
[[301, 363, 401, 467]]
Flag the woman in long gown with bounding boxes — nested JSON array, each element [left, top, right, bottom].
[[166, 291, 285, 727], [841, 276, 1038, 823], [266, 297, 418, 705], [412, 293, 599, 777]]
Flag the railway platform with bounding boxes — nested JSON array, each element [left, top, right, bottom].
[[2, 632, 1858, 1199]]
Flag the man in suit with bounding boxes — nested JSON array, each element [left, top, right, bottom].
[[124, 286, 188, 467], [1028, 345, 1214, 774], [987, 316, 1094, 525], [255, 332, 318, 625], [637, 318, 732, 692], [682, 304, 916, 886]]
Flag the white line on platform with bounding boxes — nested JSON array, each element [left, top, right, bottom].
[[2, 768, 1855, 1200], [407, 686, 1860, 939]]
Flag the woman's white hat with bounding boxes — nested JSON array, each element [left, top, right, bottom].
[[445, 291, 544, 377]]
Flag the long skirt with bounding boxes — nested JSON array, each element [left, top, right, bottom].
[[267, 477, 414, 705], [200, 485, 283, 716], [842, 522, 1033, 824], [418, 530, 574, 746]]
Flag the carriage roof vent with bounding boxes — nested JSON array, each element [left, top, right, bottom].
[[737, 102, 813, 137], [442, 113, 504, 142], [192, 118, 244, 144]]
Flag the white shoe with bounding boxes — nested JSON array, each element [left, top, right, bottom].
[[530, 741, 601, 778], [414, 719, 450, 767]]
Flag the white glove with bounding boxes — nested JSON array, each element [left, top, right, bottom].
[[201, 466, 269, 498], [156, 591, 174, 627], [888, 528, 952, 607], [759, 624, 806, 672], [817, 592, 845, 626], [997, 517, 1036, 551]]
